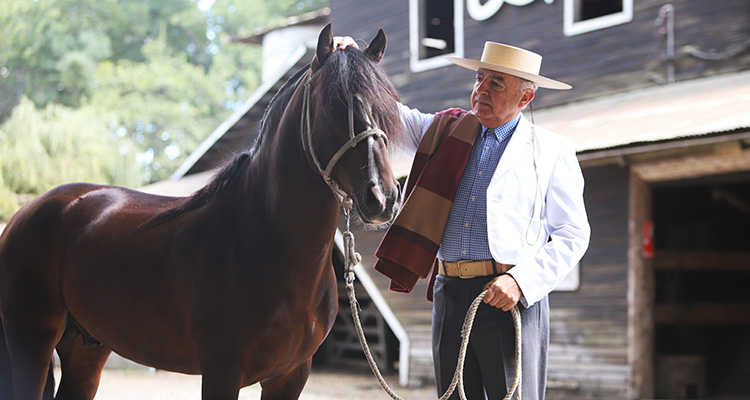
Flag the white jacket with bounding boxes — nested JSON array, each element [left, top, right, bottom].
[[399, 105, 591, 307]]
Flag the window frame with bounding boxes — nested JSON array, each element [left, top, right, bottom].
[[563, 0, 633, 36], [555, 263, 581, 292], [409, 0, 465, 73]]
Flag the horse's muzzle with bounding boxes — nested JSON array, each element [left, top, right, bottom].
[[358, 179, 401, 225]]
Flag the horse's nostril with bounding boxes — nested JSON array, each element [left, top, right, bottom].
[[369, 182, 387, 211]]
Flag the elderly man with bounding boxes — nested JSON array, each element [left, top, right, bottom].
[[336, 38, 590, 399]]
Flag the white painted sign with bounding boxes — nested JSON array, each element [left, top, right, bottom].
[[467, 0, 554, 21]]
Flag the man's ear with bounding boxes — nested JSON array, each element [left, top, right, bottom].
[[519, 89, 535, 109]]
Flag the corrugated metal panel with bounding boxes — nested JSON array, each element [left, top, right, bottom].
[[534, 70, 750, 153]]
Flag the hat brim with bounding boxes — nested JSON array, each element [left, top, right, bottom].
[[445, 56, 572, 90]]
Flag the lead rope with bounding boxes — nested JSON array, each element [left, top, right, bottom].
[[341, 204, 523, 400]]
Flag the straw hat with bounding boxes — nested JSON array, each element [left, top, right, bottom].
[[445, 42, 571, 90]]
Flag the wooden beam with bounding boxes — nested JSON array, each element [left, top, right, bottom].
[[655, 304, 750, 325], [653, 250, 750, 271], [632, 148, 750, 182]]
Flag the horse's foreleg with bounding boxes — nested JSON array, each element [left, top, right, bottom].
[[199, 357, 242, 400], [53, 325, 111, 400], [259, 359, 311, 400]]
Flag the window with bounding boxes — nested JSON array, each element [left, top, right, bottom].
[[564, 0, 632, 36], [409, 0, 464, 72]]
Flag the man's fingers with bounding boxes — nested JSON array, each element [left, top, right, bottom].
[[333, 36, 358, 50], [483, 280, 519, 310]]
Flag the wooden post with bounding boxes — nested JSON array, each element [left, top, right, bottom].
[[628, 170, 654, 399]]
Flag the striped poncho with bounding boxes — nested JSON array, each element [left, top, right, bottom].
[[374, 109, 481, 300]]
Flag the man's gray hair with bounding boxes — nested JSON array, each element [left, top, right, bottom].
[[520, 78, 538, 93]]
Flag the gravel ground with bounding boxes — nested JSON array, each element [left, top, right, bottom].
[[76, 367, 437, 400]]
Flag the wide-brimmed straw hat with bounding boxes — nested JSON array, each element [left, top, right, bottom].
[[445, 42, 571, 90]]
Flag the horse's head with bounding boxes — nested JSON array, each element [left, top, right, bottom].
[[303, 25, 403, 225]]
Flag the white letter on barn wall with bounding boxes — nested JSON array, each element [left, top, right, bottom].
[[467, 0, 504, 21], [467, 0, 548, 21]]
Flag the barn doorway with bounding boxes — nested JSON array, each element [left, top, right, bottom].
[[651, 172, 750, 399]]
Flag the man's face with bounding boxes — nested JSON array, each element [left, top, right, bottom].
[[470, 68, 534, 129]]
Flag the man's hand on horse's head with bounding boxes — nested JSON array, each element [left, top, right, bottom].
[[333, 36, 358, 50]]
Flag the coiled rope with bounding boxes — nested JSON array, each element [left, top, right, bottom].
[[341, 205, 522, 400]]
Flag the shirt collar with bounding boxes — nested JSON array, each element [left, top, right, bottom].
[[482, 113, 521, 142]]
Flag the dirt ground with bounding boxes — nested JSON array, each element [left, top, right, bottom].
[[79, 367, 437, 400]]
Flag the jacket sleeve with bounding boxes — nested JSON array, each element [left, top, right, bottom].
[[398, 103, 434, 157], [507, 142, 591, 307]]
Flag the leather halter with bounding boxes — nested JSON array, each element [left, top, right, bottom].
[[301, 69, 388, 206]]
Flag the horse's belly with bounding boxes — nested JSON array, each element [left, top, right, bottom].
[[62, 266, 202, 373]]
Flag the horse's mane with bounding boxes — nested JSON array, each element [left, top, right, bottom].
[[254, 64, 310, 151], [143, 45, 401, 229], [314, 48, 402, 146], [140, 152, 252, 230]]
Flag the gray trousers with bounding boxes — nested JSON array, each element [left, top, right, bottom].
[[432, 274, 549, 400]]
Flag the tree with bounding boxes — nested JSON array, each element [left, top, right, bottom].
[[0, 0, 329, 221], [0, 97, 142, 220]]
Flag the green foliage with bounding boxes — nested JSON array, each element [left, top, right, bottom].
[[89, 33, 261, 182], [0, 97, 142, 219], [0, 0, 329, 221]]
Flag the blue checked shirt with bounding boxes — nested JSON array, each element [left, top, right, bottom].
[[437, 114, 521, 262]]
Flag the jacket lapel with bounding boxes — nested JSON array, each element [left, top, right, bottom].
[[492, 114, 534, 180]]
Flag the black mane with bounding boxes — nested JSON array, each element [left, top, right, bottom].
[[253, 64, 310, 152], [313, 48, 402, 146], [143, 45, 401, 229]]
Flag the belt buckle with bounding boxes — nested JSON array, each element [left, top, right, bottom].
[[456, 260, 477, 279]]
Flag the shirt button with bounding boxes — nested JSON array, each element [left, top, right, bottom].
[[485, 146, 490, 150], [471, 196, 476, 201], [464, 222, 469, 227], [462, 250, 467, 255], [478, 171, 483, 176]]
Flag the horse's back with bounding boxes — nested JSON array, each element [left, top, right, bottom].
[[0, 182, 182, 291]]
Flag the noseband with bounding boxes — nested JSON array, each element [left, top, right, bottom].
[[301, 69, 388, 206]]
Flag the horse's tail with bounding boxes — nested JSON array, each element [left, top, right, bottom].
[[0, 306, 56, 400]]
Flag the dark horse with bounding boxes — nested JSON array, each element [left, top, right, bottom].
[[0, 25, 403, 400]]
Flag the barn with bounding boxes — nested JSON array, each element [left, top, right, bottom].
[[145, 1, 750, 399]]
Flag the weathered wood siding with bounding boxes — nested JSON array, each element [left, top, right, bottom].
[[330, 0, 750, 110], [547, 164, 631, 399]]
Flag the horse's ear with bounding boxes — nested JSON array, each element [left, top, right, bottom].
[[364, 29, 387, 63], [312, 24, 333, 72]]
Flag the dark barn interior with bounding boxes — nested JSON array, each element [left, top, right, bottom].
[[652, 173, 750, 398]]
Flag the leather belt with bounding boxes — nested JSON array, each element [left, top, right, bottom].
[[438, 259, 513, 279]]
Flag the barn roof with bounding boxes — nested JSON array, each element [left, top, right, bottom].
[[534, 69, 750, 156]]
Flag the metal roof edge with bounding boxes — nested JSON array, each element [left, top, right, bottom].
[[534, 70, 750, 159], [578, 129, 750, 163]]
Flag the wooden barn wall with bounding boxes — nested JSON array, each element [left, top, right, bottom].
[[329, 0, 750, 111], [545, 164, 631, 399]]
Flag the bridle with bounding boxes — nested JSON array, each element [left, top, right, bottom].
[[300, 69, 389, 206]]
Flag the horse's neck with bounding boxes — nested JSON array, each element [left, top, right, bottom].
[[245, 92, 342, 245]]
